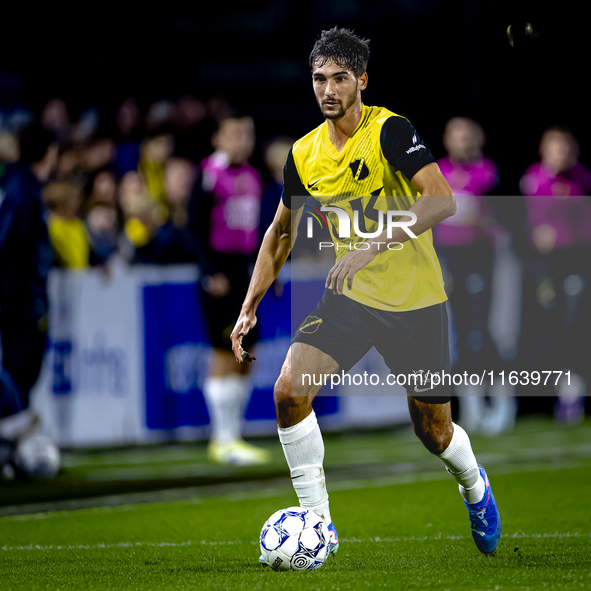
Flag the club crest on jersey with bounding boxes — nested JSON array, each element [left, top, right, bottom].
[[299, 315, 323, 334], [349, 158, 370, 181]]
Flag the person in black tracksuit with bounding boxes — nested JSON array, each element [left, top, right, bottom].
[[0, 122, 57, 421]]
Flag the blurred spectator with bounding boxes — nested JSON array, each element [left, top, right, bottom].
[[55, 149, 83, 183], [188, 114, 268, 465], [119, 170, 163, 256], [81, 136, 116, 173], [83, 169, 124, 264], [43, 181, 90, 269], [261, 136, 293, 241], [519, 127, 591, 423], [71, 107, 100, 147], [85, 201, 121, 264], [146, 100, 174, 133], [434, 117, 516, 435], [205, 95, 232, 125], [520, 127, 591, 198], [130, 157, 201, 264], [53, 135, 116, 192], [0, 107, 33, 135], [41, 99, 71, 148], [438, 117, 499, 196], [164, 157, 194, 228], [173, 94, 215, 165], [113, 97, 143, 177], [0, 121, 56, 428], [138, 129, 175, 208], [116, 98, 143, 139], [87, 168, 119, 207], [0, 131, 19, 177]]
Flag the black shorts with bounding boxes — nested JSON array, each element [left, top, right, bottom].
[[199, 253, 258, 351], [292, 289, 451, 403]]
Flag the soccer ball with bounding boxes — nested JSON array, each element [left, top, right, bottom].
[[259, 507, 330, 571], [14, 434, 61, 478]]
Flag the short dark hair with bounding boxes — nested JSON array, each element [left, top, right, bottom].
[[17, 120, 55, 165], [309, 27, 370, 78]]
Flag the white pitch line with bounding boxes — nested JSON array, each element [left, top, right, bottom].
[[2, 532, 590, 552]]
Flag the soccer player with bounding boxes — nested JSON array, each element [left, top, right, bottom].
[[230, 27, 502, 559], [190, 115, 270, 465]]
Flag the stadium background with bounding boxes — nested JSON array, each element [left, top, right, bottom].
[[0, 0, 589, 440], [1, 1, 588, 192], [0, 0, 587, 430], [2, 4, 591, 590]]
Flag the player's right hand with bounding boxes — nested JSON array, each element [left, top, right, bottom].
[[230, 311, 258, 363]]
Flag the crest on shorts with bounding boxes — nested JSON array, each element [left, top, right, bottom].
[[299, 315, 323, 334]]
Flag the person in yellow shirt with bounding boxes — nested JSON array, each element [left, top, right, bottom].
[[230, 27, 502, 560], [43, 182, 90, 269]]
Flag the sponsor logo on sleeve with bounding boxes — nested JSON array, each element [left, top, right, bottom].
[[406, 134, 426, 154]]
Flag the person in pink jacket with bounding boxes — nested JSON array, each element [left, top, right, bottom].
[[435, 117, 516, 435], [519, 127, 591, 423]]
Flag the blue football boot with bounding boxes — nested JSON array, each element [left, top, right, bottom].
[[327, 522, 339, 556], [464, 466, 502, 554]]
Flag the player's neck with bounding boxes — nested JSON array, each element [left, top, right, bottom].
[[326, 101, 364, 152]]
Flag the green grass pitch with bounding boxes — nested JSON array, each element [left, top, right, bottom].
[[1, 418, 591, 590]]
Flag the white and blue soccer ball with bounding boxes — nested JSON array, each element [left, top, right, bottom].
[[259, 507, 330, 571]]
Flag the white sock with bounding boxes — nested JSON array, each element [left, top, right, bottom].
[[278, 411, 331, 524], [438, 422, 485, 504], [203, 375, 249, 444], [228, 375, 250, 442]]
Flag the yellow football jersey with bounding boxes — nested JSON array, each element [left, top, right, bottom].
[[283, 104, 447, 312]]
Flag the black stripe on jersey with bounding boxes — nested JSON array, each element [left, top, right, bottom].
[[281, 148, 310, 210], [380, 116, 436, 181]]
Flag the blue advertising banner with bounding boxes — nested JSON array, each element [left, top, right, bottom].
[[143, 277, 338, 431]]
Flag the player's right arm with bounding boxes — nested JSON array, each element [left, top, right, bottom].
[[231, 201, 303, 362]]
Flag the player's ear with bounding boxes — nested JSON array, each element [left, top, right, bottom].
[[358, 72, 368, 91]]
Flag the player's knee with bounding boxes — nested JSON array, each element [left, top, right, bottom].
[[414, 421, 453, 455], [273, 374, 311, 426], [273, 373, 291, 407], [274, 374, 298, 415]]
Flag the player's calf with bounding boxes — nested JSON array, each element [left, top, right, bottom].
[[408, 397, 454, 455], [413, 421, 453, 455], [408, 398, 501, 552]]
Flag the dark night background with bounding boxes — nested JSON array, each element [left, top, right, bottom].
[[0, 0, 587, 193]]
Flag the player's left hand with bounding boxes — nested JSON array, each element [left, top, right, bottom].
[[325, 247, 377, 295]]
